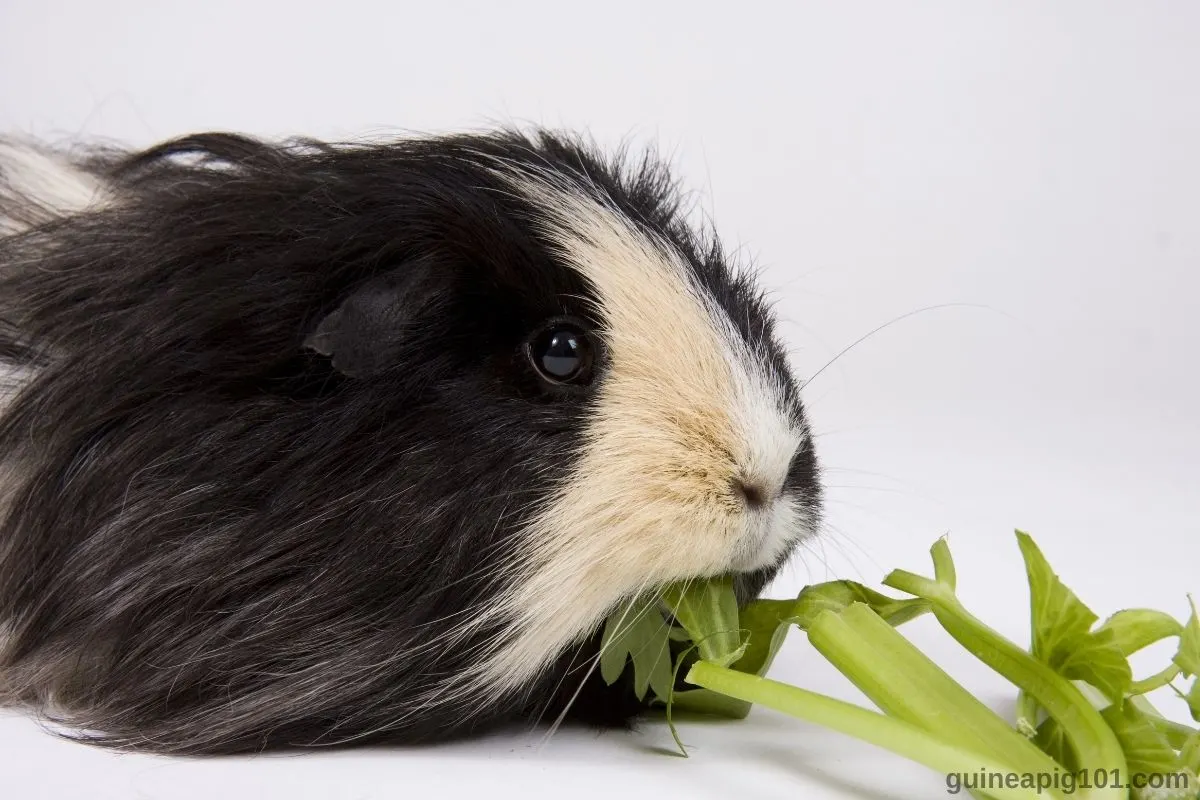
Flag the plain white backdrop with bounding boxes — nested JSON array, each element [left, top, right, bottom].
[[1, 2, 1197, 798]]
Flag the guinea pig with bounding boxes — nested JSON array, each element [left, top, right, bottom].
[[0, 128, 821, 754]]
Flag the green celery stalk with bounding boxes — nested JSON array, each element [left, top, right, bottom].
[[685, 661, 1065, 800], [885, 560, 1127, 800], [807, 602, 1066, 782], [1130, 664, 1182, 696]]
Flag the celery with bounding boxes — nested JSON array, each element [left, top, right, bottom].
[[685, 661, 1058, 800], [598, 530, 1200, 799]]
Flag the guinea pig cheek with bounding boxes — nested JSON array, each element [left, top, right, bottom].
[[538, 381, 797, 593], [516, 406, 745, 592]]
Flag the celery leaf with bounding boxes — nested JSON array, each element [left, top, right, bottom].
[[1100, 702, 1195, 800], [598, 596, 673, 702], [1056, 629, 1133, 706], [1182, 731, 1200, 776], [1096, 609, 1183, 657], [788, 580, 930, 630], [661, 576, 745, 667], [1033, 717, 1080, 773], [729, 599, 797, 677], [1017, 531, 1132, 703], [1017, 531, 1098, 665], [1173, 596, 1200, 678]]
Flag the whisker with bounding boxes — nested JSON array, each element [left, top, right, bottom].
[[801, 303, 1007, 391], [817, 521, 884, 579], [813, 528, 871, 583]]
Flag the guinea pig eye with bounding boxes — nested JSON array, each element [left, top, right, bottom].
[[525, 318, 596, 387]]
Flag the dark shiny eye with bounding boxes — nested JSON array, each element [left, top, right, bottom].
[[526, 319, 595, 386]]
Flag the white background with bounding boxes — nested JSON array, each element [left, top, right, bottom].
[[1, 1, 1197, 798]]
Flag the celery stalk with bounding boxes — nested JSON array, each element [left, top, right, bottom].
[[685, 661, 1064, 800], [807, 603, 1066, 782], [884, 566, 1127, 800]]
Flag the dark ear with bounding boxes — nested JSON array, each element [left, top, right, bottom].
[[304, 261, 446, 378]]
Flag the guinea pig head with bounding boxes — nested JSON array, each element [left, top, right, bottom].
[[453, 161, 822, 702], [283, 139, 823, 707]]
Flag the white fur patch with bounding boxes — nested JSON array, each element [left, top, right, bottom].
[[454, 171, 816, 702], [0, 139, 110, 236]]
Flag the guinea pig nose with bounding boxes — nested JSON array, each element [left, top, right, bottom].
[[733, 478, 775, 509]]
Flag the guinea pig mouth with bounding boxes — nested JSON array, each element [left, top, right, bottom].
[[728, 543, 786, 574], [727, 500, 802, 574]]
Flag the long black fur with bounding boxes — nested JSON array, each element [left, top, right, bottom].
[[0, 129, 818, 754]]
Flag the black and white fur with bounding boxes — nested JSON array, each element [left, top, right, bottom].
[[0, 129, 821, 754]]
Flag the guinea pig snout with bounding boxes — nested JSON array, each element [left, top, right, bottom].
[[731, 477, 776, 509], [721, 416, 812, 570], [729, 397, 807, 510], [729, 443, 797, 510]]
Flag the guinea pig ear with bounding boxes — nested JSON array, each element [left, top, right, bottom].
[[303, 261, 446, 379]]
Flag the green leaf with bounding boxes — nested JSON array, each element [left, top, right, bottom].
[[728, 599, 798, 677], [1174, 596, 1200, 678], [663, 589, 819, 721], [1056, 628, 1133, 706], [654, 578, 924, 720], [1016, 531, 1098, 666], [1096, 609, 1183, 657], [788, 580, 930, 630], [1033, 716, 1080, 773], [1188, 679, 1200, 724], [641, 632, 675, 702], [1080, 684, 1200, 751], [597, 596, 673, 701], [664, 687, 752, 719], [599, 605, 633, 685], [655, 581, 810, 722], [1100, 702, 1195, 800], [661, 577, 744, 666], [1094, 609, 1185, 696], [666, 625, 692, 642], [1129, 664, 1182, 696], [692, 580, 930, 704], [1182, 731, 1200, 775], [1016, 531, 1132, 703]]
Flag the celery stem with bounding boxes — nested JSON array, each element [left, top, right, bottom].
[[1129, 664, 1182, 696], [685, 661, 1066, 800], [807, 604, 1065, 780], [1016, 690, 1040, 737], [884, 572, 1128, 800]]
